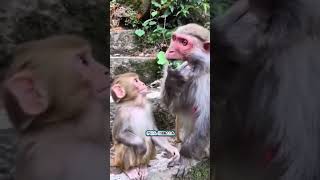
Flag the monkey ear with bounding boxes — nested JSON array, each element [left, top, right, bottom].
[[111, 84, 126, 99], [4, 71, 49, 115], [203, 41, 210, 53]]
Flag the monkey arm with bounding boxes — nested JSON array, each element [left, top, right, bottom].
[[161, 65, 186, 109], [151, 135, 180, 162], [116, 127, 145, 147]]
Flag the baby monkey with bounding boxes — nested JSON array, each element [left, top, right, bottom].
[[111, 72, 180, 180]]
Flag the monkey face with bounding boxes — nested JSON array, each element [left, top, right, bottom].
[[131, 76, 148, 95], [111, 73, 149, 103], [166, 33, 195, 60], [166, 33, 209, 63], [72, 46, 109, 100]]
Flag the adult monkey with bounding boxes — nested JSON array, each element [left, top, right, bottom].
[[2, 35, 108, 180], [161, 23, 210, 177], [213, 0, 320, 179]]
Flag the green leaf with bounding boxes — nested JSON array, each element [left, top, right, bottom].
[[134, 29, 145, 37], [161, 0, 167, 4], [171, 60, 183, 69], [156, 51, 169, 65], [160, 9, 171, 18], [151, 11, 158, 17], [149, 21, 157, 26], [169, 5, 174, 12], [165, 31, 172, 38], [152, 1, 161, 8], [142, 19, 153, 27]]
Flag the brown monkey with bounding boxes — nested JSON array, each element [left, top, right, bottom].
[[111, 72, 180, 180], [2, 35, 108, 180], [161, 23, 210, 177]]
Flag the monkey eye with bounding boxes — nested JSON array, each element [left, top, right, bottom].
[[79, 54, 89, 66], [181, 39, 188, 46]]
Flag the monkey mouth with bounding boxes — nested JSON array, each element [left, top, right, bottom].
[[139, 87, 149, 95]]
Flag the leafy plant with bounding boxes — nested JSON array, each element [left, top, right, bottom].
[[133, 0, 210, 47]]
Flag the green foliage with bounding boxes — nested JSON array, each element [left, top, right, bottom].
[[187, 159, 210, 179], [113, 0, 209, 47], [142, 0, 209, 46]]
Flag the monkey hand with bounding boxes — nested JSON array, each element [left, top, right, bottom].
[[165, 146, 180, 163], [135, 143, 147, 155], [165, 67, 190, 91]]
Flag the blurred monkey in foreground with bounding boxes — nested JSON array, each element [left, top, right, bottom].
[[2, 35, 108, 180]]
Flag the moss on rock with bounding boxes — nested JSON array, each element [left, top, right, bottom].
[[186, 160, 210, 180]]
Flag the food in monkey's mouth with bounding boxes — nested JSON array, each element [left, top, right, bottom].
[[168, 60, 183, 70]]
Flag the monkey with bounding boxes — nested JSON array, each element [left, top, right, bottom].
[[111, 72, 180, 180], [160, 23, 210, 177], [2, 35, 108, 180]]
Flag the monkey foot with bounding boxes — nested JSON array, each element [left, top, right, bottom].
[[124, 167, 141, 180], [174, 139, 182, 144], [139, 165, 148, 180], [124, 166, 148, 180], [174, 165, 189, 178]]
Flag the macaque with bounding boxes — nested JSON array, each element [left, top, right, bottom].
[[161, 23, 210, 177], [2, 35, 108, 180], [111, 72, 180, 180]]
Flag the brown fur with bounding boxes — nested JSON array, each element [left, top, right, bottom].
[[112, 138, 156, 170]]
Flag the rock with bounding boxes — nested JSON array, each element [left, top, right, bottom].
[[110, 30, 137, 56]]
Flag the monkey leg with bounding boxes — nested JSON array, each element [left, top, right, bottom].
[[112, 139, 156, 171], [174, 115, 182, 144]]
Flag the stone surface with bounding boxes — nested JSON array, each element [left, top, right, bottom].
[[110, 30, 137, 55]]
